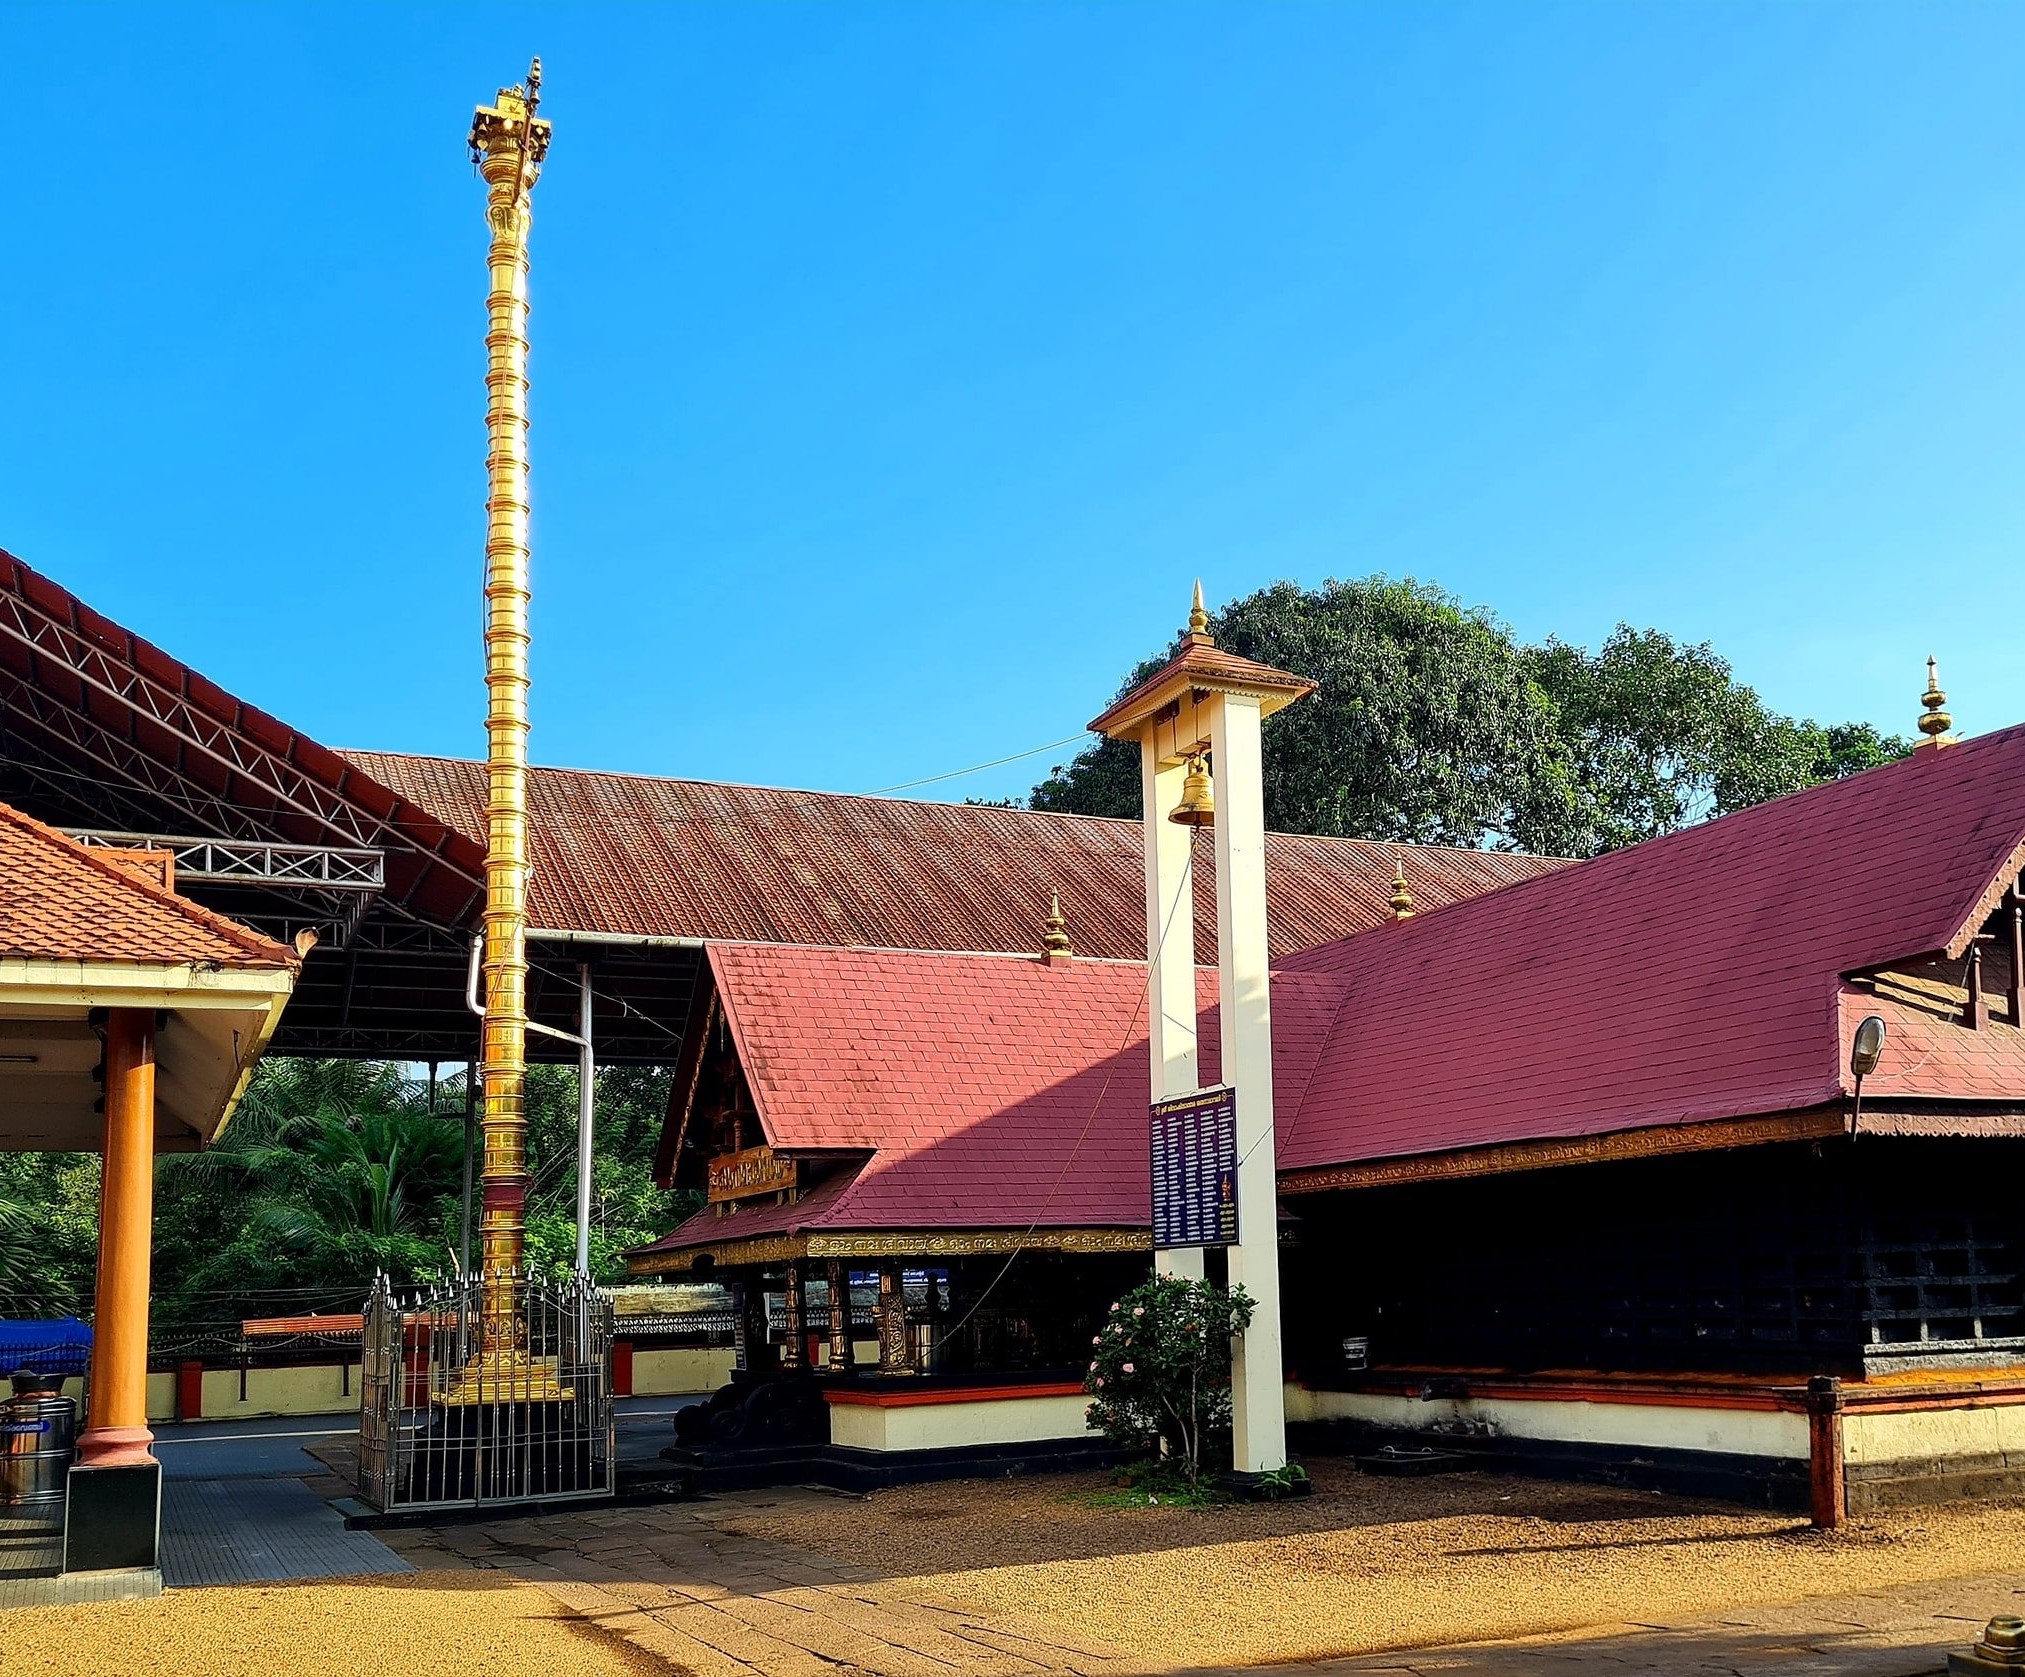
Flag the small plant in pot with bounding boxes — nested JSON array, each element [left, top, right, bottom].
[[1083, 1275, 1255, 1493]]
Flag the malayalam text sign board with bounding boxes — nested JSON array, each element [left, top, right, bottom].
[[1151, 1084, 1238, 1249], [707, 1144, 798, 1204]]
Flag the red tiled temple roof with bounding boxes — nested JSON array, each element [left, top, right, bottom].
[[641, 727, 2025, 1252], [632, 943, 1344, 1254], [0, 801, 296, 970], [1277, 725, 2025, 1171], [344, 749, 1563, 958]]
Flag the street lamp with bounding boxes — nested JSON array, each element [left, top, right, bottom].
[[1849, 1014, 1886, 1135]]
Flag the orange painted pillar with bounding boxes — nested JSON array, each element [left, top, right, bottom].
[[79, 1009, 157, 1468]]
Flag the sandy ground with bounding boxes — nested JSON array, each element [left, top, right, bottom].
[[723, 1463, 2025, 1666], [7, 1571, 656, 1677]]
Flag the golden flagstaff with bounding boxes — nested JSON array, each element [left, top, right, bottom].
[[467, 59, 551, 1388]]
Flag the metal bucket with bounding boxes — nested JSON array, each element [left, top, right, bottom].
[[0, 1392, 77, 1518]]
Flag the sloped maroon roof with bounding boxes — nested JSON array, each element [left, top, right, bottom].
[[636, 943, 1343, 1246], [1276, 727, 2025, 1171], [344, 749, 1563, 959], [0, 800, 296, 970]]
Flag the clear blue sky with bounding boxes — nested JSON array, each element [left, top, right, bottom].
[[4, 2, 2021, 804]]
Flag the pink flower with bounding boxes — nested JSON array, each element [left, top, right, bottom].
[[1133, 1306, 1145, 1318], [1092, 1335, 1101, 1345], [1122, 1362, 1135, 1374], [1093, 1377, 1105, 1388]]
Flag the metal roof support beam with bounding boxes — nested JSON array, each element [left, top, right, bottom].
[[62, 831, 386, 891], [0, 591, 380, 845], [0, 672, 275, 840]]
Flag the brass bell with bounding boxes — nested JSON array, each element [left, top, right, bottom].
[[1170, 755, 1214, 826]]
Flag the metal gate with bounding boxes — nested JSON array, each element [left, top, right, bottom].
[[358, 1270, 615, 1512]]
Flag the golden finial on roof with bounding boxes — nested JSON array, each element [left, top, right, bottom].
[[1041, 889, 1074, 961], [1388, 854, 1416, 922], [1185, 579, 1214, 646], [1918, 655, 1954, 749]]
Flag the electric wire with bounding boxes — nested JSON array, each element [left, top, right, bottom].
[[865, 732, 1093, 796]]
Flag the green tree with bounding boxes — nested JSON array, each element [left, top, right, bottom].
[[1034, 579, 1908, 857], [514, 1062, 697, 1283], [170, 1059, 465, 1301], [1034, 578, 1579, 852], [1529, 627, 1911, 854], [0, 1152, 100, 1313]]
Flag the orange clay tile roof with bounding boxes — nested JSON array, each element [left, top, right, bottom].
[[342, 750, 1564, 960], [0, 801, 296, 970]]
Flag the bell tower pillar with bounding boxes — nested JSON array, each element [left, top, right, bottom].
[[1091, 586, 1314, 1474]]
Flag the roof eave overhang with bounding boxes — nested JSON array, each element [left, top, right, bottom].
[[628, 1224, 1153, 1276], [1278, 1107, 1849, 1195], [1090, 671, 1316, 743]]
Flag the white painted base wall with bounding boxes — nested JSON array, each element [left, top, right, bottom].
[[1286, 1383, 1809, 1460], [829, 1391, 1097, 1453], [1846, 1404, 2025, 1468]]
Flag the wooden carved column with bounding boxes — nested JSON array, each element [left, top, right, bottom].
[[826, 1259, 855, 1372], [780, 1261, 806, 1370], [876, 1261, 912, 1375]]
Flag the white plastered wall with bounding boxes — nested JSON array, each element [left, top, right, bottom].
[[1845, 1405, 2025, 1468], [1287, 1384, 1809, 1460], [828, 1392, 1097, 1453]]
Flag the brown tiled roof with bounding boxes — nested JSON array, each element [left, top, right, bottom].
[[0, 801, 296, 969], [1089, 640, 1317, 736], [343, 750, 1567, 960]]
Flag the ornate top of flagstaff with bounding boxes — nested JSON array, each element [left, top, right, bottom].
[[470, 58, 552, 197]]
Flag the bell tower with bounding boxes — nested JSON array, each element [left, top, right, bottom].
[[1090, 585, 1314, 1475]]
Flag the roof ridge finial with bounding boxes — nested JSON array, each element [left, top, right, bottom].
[[1918, 655, 1954, 749], [1042, 888, 1074, 962], [1388, 851, 1416, 922], [1186, 580, 1213, 646]]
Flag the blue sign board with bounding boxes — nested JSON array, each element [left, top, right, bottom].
[[1151, 1085, 1238, 1249]]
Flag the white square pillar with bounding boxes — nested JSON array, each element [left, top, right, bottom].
[[1210, 692, 1287, 1473], [1141, 740, 1203, 1282]]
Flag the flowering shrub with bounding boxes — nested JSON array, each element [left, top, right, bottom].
[[1084, 1275, 1255, 1487]]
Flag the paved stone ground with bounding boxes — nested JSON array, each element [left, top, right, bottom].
[[375, 1488, 2021, 1677], [378, 1491, 1133, 1677]]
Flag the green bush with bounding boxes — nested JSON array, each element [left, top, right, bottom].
[[1084, 1275, 1254, 1488]]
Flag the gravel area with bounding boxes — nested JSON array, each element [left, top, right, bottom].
[[6, 1571, 657, 1677], [722, 1462, 2025, 1667]]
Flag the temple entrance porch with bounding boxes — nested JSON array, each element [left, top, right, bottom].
[[643, 1245, 1146, 1489]]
